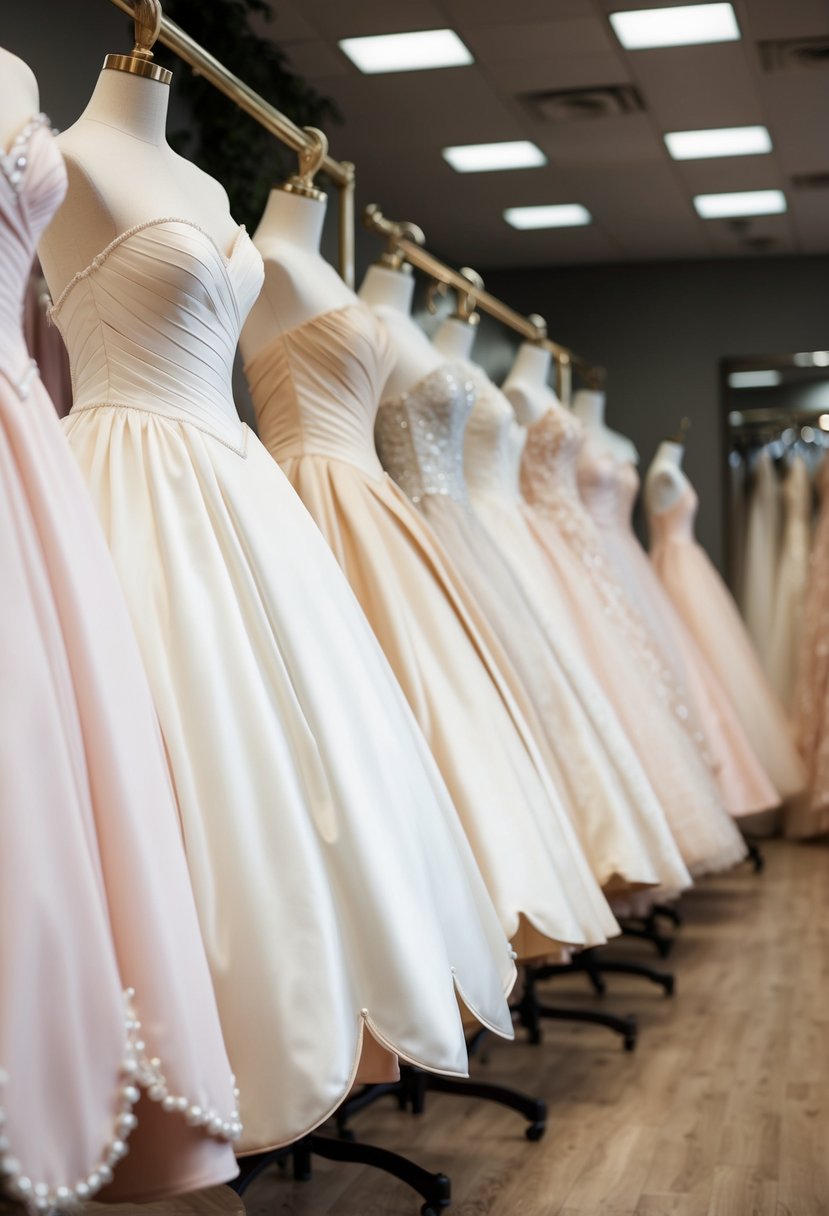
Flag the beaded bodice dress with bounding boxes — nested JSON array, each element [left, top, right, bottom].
[[375, 361, 691, 897]]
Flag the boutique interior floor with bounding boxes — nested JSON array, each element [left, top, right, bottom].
[[89, 838, 829, 1216]]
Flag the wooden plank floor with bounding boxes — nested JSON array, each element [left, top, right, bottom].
[[240, 838, 829, 1216]]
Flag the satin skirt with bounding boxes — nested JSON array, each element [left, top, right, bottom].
[[63, 403, 518, 1153], [1, 371, 238, 1203], [278, 451, 619, 960]]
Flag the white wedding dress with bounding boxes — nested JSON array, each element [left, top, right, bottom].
[[50, 217, 516, 1153]]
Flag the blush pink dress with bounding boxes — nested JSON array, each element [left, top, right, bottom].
[[577, 438, 779, 819], [465, 389, 744, 878], [647, 475, 804, 801], [1, 117, 239, 1208]]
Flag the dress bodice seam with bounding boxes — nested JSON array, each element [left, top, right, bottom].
[[68, 400, 249, 457]]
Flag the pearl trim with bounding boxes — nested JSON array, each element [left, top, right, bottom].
[[0, 988, 241, 1213], [0, 114, 55, 197]]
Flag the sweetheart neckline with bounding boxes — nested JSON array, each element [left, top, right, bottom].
[[378, 360, 475, 412], [48, 216, 251, 319], [243, 300, 383, 372]]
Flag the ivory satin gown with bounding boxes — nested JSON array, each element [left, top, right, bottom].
[[51, 218, 519, 1152], [464, 380, 746, 877], [245, 301, 618, 959], [741, 448, 780, 665], [373, 361, 690, 898], [648, 474, 804, 799], [1, 118, 239, 1205], [576, 440, 779, 817]]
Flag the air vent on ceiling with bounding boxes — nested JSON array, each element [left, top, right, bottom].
[[791, 171, 829, 191], [521, 84, 645, 123], [758, 36, 829, 73]]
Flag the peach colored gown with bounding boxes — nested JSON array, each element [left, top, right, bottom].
[[648, 475, 804, 800], [1, 117, 239, 1207], [245, 301, 618, 962]]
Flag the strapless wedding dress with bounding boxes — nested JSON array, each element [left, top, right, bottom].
[[245, 301, 618, 960], [374, 362, 690, 898], [578, 441, 779, 818], [51, 217, 518, 1152], [0, 118, 238, 1205], [648, 477, 803, 798], [465, 377, 745, 877], [768, 456, 812, 711]]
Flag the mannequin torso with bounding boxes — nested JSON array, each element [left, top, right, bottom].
[[240, 188, 353, 362], [502, 343, 558, 426], [645, 440, 688, 513], [0, 48, 39, 148], [39, 68, 237, 299], [358, 264, 443, 401], [573, 389, 639, 465]]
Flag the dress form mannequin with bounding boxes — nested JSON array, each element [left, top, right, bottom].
[[0, 48, 39, 145], [645, 440, 687, 513], [502, 343, 559, 427], [573, 388, 639, 465], [432, 314, 476, 363], [358, 261, 445, 401], [240, 185, 353, 361], [39, 55, 237, 299]]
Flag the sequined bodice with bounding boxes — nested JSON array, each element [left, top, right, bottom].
[[50, 219, 263, 449], [648, 482, 698, 546], [520, 403, 585, 510], [375, 363, 475, 505], [464, 366, 525, 502], [246, 301, 395, 479], [0, 116, 65, 395], [578, 440, 640, 530]]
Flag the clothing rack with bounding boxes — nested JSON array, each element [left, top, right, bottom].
[[106, 0, 357, 286], [363, 204, 606, 399]]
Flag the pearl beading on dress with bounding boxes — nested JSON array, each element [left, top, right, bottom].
[[0, 114, 55, 196], [0, 989, 242, 1213]]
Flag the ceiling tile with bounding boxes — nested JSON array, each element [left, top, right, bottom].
[[484, 50, 631, 93], [739, 0, 829, 40], [444, 0, 595, 25], [284, 40, 350, 78], [296, 0, 449, 39], [627, 43, 762, 128], [761, 73, 829, 173], [529, 114, 666, 167], [464, 17, 617, 63]]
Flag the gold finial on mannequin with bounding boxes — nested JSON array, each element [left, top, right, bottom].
[[666, 416, 691, 445], [450, 267, 483, 326], [363, 204, 425, 274], [104, 0, 172, 85], [280, 127, 329, 203], [528, 314, 548, 342]]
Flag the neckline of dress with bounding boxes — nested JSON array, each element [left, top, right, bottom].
[[0, 112, 49, 160], [48, 216, 249, 319], [244, 300, 381, 375]]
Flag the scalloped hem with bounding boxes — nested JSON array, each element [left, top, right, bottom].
[[0, 989, 240, 1213]]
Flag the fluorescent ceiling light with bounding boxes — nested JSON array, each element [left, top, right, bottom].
[[795, 350, 829, 367], [819, 414, 829, 431], [504, 204, 592, 230], [610, 4, 740, 50], [665, 125, 771, 160], [443, 140, 547, 173], [694, 189, 786, 218], [728, 370, 782, 388], [339, 29, 473, 74]]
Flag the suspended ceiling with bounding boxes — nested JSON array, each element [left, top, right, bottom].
[[254, 0, 829, 267]]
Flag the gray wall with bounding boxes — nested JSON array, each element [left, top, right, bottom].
[[470, 254, 829, 571]]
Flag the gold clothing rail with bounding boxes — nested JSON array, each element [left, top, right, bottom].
[[363, 204, 605, 394], [107, 0, 356, 286]]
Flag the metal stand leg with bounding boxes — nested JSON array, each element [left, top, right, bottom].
[[617, 920, 675, 957], [403, 1066, 547, 1142], [231, 1134, 452, 1216], [516, 969, 638, 1051]]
